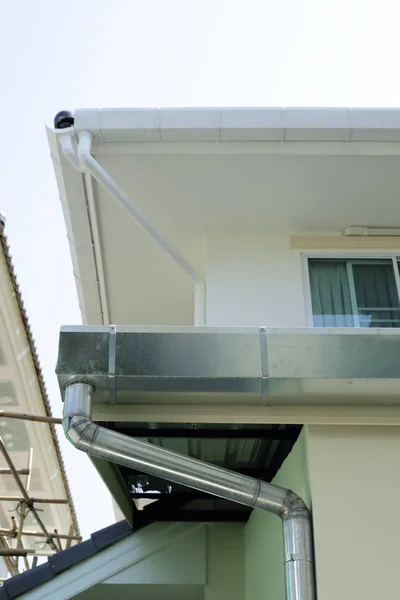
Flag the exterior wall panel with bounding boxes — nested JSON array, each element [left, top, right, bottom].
[[307, 425, 400, 600], [245, 431, 310, 600], [206, 233, 307, 327]]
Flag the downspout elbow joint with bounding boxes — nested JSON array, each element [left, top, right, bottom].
[[63, 414, 99, 453], [62, 382, 98, 453], [280, 489, 310, 520], [59, 133, 82, 172], [77, 131, 94, 169]]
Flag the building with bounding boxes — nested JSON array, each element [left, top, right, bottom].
[[0, 218, 80, 579], [6, 107, 400, 600]]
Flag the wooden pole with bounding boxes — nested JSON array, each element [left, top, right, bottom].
[[10, 517, 17, 536], [0, 549, 35, 557], [65, 524, 75, 549], [16, 504, 29, 571], [0, 411, 62, 425], [53, 530, 63, 553], [0, 468, 30, 476], [0, 536, 17, 575], [0, 528, 81, 542], [25, 448, 33, 493], [0, 497, 68, 504], [19, 448, 33, 571]]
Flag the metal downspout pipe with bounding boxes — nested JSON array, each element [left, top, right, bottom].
[[63, 382, 315, 600], [59, 131, 206, 326]]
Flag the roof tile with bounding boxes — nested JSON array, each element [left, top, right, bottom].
[[0, 520, 133, 600]]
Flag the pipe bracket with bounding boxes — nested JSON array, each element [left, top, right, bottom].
[[108, 325, 117, 404], [259, 327, 269, 405]]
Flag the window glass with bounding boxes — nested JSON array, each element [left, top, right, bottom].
[[309, 258, 400, 328]]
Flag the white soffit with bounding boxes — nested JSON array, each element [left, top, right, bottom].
[[48, 107, 400, 327]]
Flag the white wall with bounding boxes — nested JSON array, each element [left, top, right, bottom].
[[205, 231, 400, 327], [307, 425, 400, 600], [206, 233, 307, 327], [205, 233, 400, 599]]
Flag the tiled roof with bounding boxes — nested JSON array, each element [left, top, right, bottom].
[[0, 520, 132, 599], [0, 221, 79, 535]]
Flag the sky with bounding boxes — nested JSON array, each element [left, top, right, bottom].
[[0, 0, 399, 539]]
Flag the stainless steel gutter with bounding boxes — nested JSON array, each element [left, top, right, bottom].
[[57, 325, 400, 406], [63, 382, 315, 600]]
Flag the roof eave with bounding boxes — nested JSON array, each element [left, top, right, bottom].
[[72, 106, 400, 144], [46, 127, 104, 325]]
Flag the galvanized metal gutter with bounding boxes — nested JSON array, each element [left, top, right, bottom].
[[57, 325, 400, 407], [63, 382, 315, 600]]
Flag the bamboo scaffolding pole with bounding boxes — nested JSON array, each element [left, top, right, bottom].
[[65, 524, 75, 550], [0, 469, 30, 476], [0, 412, 62, 425], [0, 414, 81, 574], [16, 504, 29, 571], [52, 530, 63, 553], [25, 448, 33, 494], [0, 536, 18, 575], [0, 549, 35, 557], [0, 438, 58, 552], [18, 450, 33, 571], [0, 497, 68, 504], [10, 517, 16, 536], [0, 529, 81, 542]]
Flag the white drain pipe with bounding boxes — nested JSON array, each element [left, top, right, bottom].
[[63, 382, 316, 600], [59, 131, 206, 326]]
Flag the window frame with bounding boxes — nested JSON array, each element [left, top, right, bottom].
[[301, 252, 400, 328]]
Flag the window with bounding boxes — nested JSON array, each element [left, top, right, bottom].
[[308, 257, 400, 328]]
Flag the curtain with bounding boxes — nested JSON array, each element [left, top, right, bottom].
[[309, 261, 354, 327], [352, 263, 400, 328]]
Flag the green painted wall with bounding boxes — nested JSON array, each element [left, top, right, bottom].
[[205, 523, 244, 600], [244, 430, 311, 600], [84, 522, 244, 600]]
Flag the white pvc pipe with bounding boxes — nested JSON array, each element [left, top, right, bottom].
[[59, 130, 206, 325], [59, 135, 81, 171], [59, 134, 110, 324], [343, 226, 400, 237], [78, 131, 204, 285], [83, 172, 111, 325]]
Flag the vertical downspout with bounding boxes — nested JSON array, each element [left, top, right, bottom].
[[63, 382, 315, 600], [59, 131, 206, 325]]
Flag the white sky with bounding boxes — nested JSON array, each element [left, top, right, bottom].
[[0, 0, 399, 539]]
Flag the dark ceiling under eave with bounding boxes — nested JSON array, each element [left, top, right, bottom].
[[103, 422, 302, 526]]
